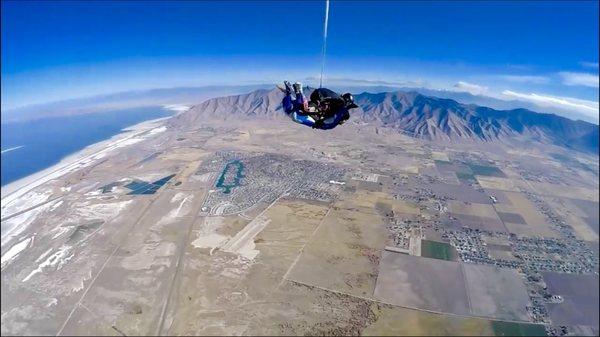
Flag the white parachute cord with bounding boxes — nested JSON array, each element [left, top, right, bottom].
[[319, 0, 330, 88]]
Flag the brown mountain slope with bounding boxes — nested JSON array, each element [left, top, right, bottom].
[[170, 88, 598, 154]]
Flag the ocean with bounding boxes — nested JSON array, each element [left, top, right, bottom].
[[1, 106, 173, 186]]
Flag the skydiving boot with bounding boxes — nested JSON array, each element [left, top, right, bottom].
[[284, 81, 293, 95], [277, 81, 293, 95], [293, 82, 310, 114]]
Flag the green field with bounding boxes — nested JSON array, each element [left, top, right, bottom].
[[491, 321, 547, 336], [421, 240, 457, 261], [468, 164, 506, 177], [455, 171, 476, 181]]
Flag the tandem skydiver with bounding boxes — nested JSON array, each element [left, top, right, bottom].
[[279, 81, 358, 130]]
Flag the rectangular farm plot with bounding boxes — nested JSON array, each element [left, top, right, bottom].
[[364, 308, 544, 336], [432, 152, 450, 162], [463, 264, 530, 321], [542, 272, 599, 327], [356, 180, 383, 192], [362, 305, 496, 336], [433, 161, 463, 184], [476, 176, 528, 192], [374, 252, 534, 322], [448, 201, 507, 232], [543, 196, 598, 242], [391, 200, 420, 216], [490, 321, 548, 336], [336, 190, 420, 216], [529, 181, 599, 202], [285, 207, 387, 298], [440, 171, 461, 185], [335, 190, 385, 213], [455, 171, 476, 181], [497, 212, 527, 224], [428, 182, 491, 204], [484, 189, 513, 204], [494, 192, 558, 238], [373, 252, 471, 315], [570, 199, 599, 235], [487, 245, 519, 262], [467, 164, 507, 178], [420, 240, 458, 261], [482, 235, 519, 262], [449, 201, 500, 218]]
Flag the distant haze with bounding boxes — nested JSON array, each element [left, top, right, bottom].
[[0, 85, 272, 123], [2, 84, 597, 125]]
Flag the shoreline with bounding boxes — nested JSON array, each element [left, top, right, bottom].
[[1, 116, 171, 202]]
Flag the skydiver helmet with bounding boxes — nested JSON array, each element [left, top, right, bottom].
[[342, 93, 358, 109]]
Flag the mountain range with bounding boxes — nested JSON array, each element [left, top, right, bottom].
[[171, 88, 599, 154]]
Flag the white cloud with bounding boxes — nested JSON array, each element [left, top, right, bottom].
[[499, 75, 550, 84], [453, 81, 489, 95], [303, 76, 427, 87], [501, 90, 599, 120], [580, 61, 599, 69], [559, 72, 599, 88]]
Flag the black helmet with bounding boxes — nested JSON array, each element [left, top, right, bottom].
[[342, 93, 358, 109]]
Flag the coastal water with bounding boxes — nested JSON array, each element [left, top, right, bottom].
[[1, 106, 173, 186]]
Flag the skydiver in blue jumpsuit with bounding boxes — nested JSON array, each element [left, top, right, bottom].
[[280, 81, 358, 130]]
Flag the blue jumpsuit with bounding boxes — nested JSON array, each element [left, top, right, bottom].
[[282, 92, 349, 130]]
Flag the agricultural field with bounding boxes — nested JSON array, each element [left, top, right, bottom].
[[542, 272, 599, 327], [373, 252, 531, 321], [1, 119, 597, 336], [420, 240, 458, 261], [493, 191, 559, 238]]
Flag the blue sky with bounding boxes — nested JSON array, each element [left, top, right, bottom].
[[2, 0, 598, 120]]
